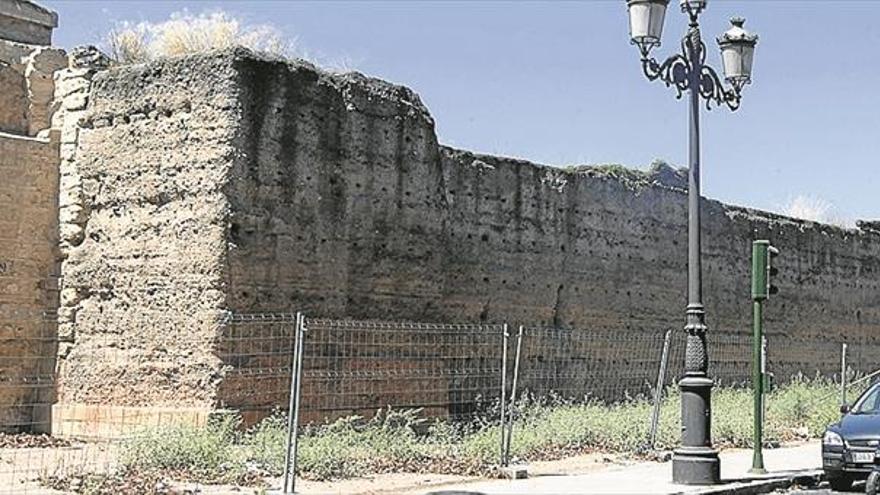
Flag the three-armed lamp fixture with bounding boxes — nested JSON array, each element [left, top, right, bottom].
[[624, 0, 758, 486]]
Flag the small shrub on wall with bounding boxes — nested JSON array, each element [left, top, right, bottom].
[[104, 11, 292, 64]]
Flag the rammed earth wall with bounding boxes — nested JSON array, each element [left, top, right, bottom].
[[54, 49, 880, 424], [52, 52, 240, 435]]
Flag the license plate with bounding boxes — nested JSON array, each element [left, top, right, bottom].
[[852, 452, 874, 463]]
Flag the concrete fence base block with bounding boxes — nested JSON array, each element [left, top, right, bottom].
[[499, 465, 529, 480], [51, 403, 214, 440]]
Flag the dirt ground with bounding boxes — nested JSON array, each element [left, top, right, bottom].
[[0, 441, 633, 495], [284, 452, 634, 495], [0, 442, 117, 494]]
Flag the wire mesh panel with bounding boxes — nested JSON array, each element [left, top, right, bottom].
[[516, 326, 670, 403], [0, 309, 64, 494], [766, 335, 844, 383], [658, 330, 753, 388], [706, 331, 752, 386], [0, 309, 223, 494], [299, 319, 506, 422], [216, 313, 299, 425], [0, 309, 56, 434], [513, 327, 755, 405]]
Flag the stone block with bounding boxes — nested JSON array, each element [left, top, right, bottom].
[[0, 0, 58, 45], [500, 465, 529, 479]]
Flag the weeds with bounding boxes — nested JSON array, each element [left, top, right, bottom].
[[78, 376, 853, 491], [120, 413, 245, 483], [104, 11, 292, 64]]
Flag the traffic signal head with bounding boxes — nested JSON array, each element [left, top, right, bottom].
[[767, 245, 779, 296], [752, 240, 780, 300]]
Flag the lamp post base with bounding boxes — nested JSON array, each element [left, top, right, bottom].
[[672, 447, 720, 485]]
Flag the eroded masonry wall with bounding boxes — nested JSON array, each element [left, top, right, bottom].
[[0, 40, 66, 136], [217, 52, 880, 412], [0, 131, 59, 432], [226, 53, 880, 338], [57, 50, 880, 418], [53, 53, 242, 431]]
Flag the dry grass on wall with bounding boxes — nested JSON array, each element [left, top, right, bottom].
[[104, 11, 293, 64]]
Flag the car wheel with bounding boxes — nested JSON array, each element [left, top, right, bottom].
[[829, 474, 853, 492], [868, 471, 880, 495]]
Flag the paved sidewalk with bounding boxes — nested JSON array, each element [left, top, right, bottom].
[[409, 442, 822, 495]]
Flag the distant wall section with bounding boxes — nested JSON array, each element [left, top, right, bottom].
[[220, 51, 880, 413], [225, 53, 880, 341], [0, 131, 59, 432]]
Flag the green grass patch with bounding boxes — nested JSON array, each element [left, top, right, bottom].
[[108, 376, 855, 485]]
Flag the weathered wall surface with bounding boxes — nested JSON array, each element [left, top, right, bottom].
[[53, 52, 242, 433], [226, 51, 880, 337], [0, 62, 28, 133], [0, 131, 59, 432], [219, 50, 880, 411], [0, 1, 63, 432], [55, 49, 880, 419]]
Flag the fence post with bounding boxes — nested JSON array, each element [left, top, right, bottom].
[[648, 329, 672, 450], [282, 312, 306, 494], [499, 324, 508, 467], [841, 342, 848, 407], [504, 326, 524, 466]]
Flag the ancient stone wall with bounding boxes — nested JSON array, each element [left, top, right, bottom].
[[51, 52, 245, 435], [0, 1, 63, 432], [225, 51, 880, 337], [55, 49, 880, 422], [220, 51, 880, 412], [0, 130, 59, 432]]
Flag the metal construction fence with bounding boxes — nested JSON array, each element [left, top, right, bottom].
[[0, 310, 872, 493], [217, 314, 506, 424]]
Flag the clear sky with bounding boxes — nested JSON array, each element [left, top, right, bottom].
[[43, 0, 880, 223]]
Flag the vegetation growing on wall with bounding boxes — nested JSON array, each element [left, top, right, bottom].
[[104, 11, 292, 64]]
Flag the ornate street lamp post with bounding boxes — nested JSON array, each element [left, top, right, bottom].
[[625, 0, 758, 485]]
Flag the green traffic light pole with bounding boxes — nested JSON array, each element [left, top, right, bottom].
[[750, 240, 778, 474], [750, 295, 766, 474]]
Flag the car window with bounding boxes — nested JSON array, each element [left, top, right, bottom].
[[854, 385, 880, 414]]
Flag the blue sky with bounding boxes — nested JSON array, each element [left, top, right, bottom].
[[44, 1, 880, 222]]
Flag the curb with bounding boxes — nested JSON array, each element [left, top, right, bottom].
[[683, 470, 823, 495]]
